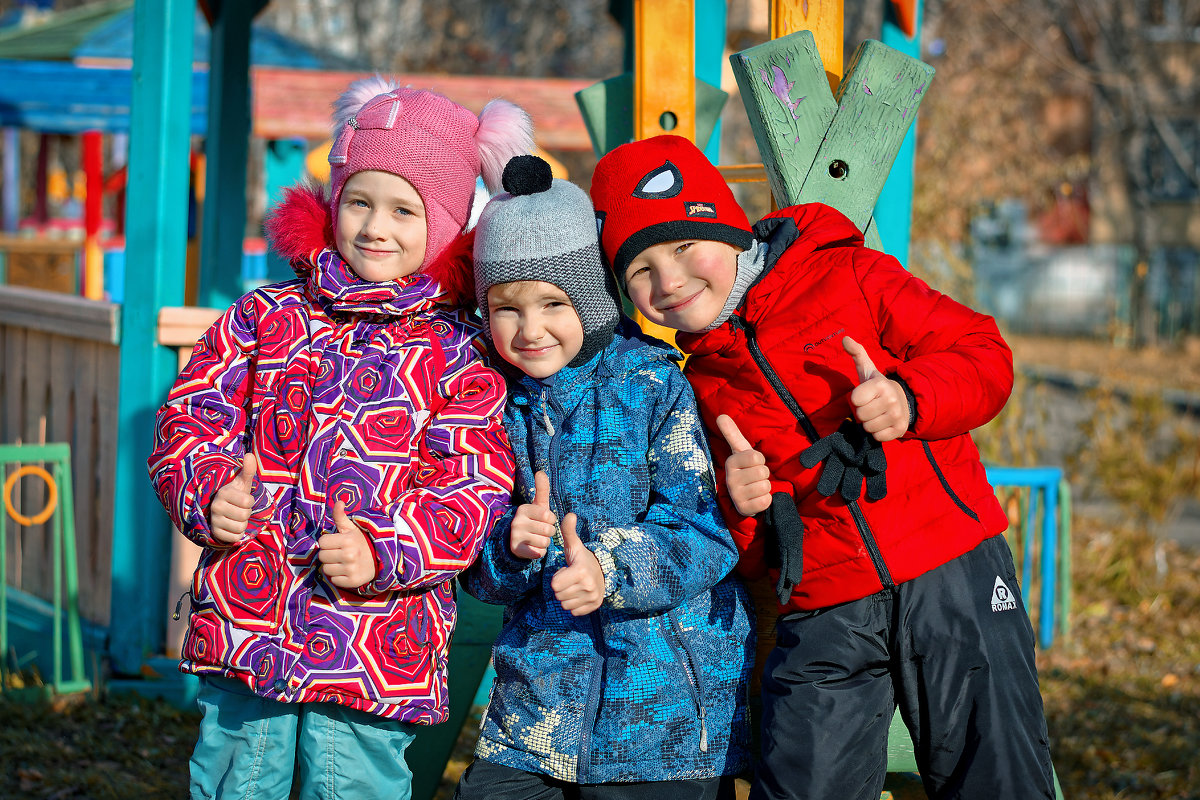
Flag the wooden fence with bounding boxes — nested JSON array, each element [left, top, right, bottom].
[[1, 285, 119, 626]]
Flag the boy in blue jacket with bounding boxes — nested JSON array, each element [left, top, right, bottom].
[[454, 155, 754, 800]]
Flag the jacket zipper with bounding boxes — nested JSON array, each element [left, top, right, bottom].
[[728, 315, 895, 589], [542, 387, 606, 782], [666, 610, 709, 752]]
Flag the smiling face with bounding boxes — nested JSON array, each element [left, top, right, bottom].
[[335, 170, 428, 282], [487, 281, 585, 379], [622, 238, 742, 332]]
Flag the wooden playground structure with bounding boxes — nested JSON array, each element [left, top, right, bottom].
[[1, 1, 1068, 797]]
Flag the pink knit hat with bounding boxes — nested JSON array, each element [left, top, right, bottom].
[[328, 77, 533, 272]]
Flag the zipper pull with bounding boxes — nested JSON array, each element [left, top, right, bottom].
[[172, 590, 191, 621], [540, 390, 555, 436], [699, 705, 708, 752]]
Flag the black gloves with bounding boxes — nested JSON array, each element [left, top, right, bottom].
[[764, 492, 805, 604], [799, 418, 887, 502]]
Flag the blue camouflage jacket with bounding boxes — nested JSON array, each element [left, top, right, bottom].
[[461, 324, 754, 784]]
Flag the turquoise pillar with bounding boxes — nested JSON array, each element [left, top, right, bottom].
[[110, 0, 195, 675], [263, 137, 308, 284], [197, 0, 267, 310], [875, 0, 924, 261], [695, 0, 726, 163]]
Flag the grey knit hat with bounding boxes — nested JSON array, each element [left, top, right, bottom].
[[474, 154, 620, 367]]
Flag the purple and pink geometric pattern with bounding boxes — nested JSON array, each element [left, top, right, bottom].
[[149, 212, 515, 724]]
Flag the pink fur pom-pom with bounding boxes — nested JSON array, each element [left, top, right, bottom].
[[265, 183, 334, 270], [475, 99, 534, 194], [331, 75, 399, 136]]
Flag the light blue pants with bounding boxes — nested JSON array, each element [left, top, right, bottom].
[[190, 676, 417, 800]]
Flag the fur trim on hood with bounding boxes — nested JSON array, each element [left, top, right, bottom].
[[264, 182, 475, 308]]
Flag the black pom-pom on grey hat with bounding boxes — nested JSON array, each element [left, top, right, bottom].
[[474, 155, 620, 368]]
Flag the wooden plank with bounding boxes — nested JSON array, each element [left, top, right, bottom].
[[794, 38, 934, 230], [91, 342, 119, 626], [634, 0, 696, 141], [0, 285, 119, 344], [729, 30, 838, 211], [157, 305, 222, 347], [772, 0, 845, 90], [20, 329, 51, 598], [70, 340, 98, 624]]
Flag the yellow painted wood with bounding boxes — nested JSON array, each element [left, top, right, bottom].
[[772, 0, 844, 91], [632, 0, 697, 347], [634, 0, 695, 142]]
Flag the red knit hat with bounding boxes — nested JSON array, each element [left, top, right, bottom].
[[590, 135, 754, 279], [328, 78, 532, 272]]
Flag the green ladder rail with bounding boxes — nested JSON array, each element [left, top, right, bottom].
[[0, 442, 91, 696]]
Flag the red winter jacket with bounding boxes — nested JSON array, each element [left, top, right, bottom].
[[678, 203, 1012, 613]]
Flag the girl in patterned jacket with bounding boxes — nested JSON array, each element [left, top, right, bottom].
[[455, 155, 754, 800], [147, 78, 531, 800]]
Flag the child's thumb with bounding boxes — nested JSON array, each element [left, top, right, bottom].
[[843, 336, 880, 384], [716, 414, 753, 454], [533, 470, 551, 508], [238, 452, 258, 487], [560, 513, 583, 565]]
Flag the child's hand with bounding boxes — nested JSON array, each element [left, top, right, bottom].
[[716, 415, 773, 516], [318, 501, 377, 589], [510, 471, 556, 560], [844, 336, 910, 442], [208, 453, 258, 545], [551, 514, 604, 616]]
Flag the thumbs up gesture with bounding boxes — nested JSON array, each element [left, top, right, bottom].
[[551, 513, 604, 616], [844, 336, 910, 442], [716, 414, 773, 516], [509, 471, 557, 560], [317, 501, 376, 589], [209, 452, 259, 544]]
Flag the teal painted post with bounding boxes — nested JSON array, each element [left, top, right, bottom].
[[876, 0, 924, 260], [197, 0, 267, 311], [263, 137, 307, 284], [695, 0, 726, 163], [110, 0, 195, 676]]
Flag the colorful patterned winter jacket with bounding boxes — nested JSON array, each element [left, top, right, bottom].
[[147, 192, 515, 724], [461, 323, 754, 784], [678, 203, 1013, 614]]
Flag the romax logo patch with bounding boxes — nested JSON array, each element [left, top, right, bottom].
[[803, 328, 845, 353]]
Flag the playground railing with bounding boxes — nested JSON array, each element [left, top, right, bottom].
[[0, 284, 119, 629]]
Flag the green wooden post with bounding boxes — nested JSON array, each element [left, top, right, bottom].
[[405, 591, 504, 800], [729, 30, 934, 249], [876, 0, 925, 260], [197, 0, 267, 311], [110, 0, 194, 676]]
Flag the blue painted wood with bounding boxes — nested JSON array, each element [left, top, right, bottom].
[[876, 0, 924, 261], [109, 0, 194, 676], [0, 58, 209, 134], [196, 0, 267, 312]]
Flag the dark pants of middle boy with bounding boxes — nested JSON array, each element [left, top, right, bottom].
[[751, 533, 1056, 800], [455, 759, 737, 800]]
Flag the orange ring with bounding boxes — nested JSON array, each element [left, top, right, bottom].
[[4, 465, 58, 526]]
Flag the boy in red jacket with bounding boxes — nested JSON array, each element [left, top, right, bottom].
[[590, 135, 1054, 800]]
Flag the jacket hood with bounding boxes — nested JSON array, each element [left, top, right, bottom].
[[264, 182, 476, 308], [754, 202, 866, 266]]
